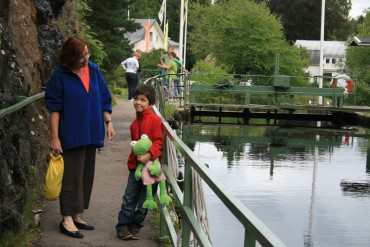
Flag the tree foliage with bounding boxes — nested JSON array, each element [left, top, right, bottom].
[[139, 48, 165, 79], [188, 0, 309, 79], [267, 0, 352, 41], [85, 0, 140, 78], [346, 9, 370, 105]]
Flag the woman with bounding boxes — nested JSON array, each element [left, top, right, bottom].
[[45, 36, 115, 238], [121, 50, 141, 101]]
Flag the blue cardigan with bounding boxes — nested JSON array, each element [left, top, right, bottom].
[[45, 62, 112, 150]]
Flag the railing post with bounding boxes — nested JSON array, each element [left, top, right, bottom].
[[181, 159, 192, 247], [160, 132, 169, 239], [245, 230, 257, 247]]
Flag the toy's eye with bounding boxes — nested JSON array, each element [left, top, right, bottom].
[[141, 134, 149, 139], [130, 141, 137, 147]]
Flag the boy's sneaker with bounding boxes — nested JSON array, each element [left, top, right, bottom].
[[117, 229, 132, 240], [131, 229, 140, 240]]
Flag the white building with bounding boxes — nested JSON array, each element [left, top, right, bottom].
[[124, 19, 179, 55], [295, 40, 347, 80]]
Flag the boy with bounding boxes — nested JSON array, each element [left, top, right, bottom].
[[116, 84, 163, 240]]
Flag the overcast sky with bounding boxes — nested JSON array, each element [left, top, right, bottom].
[[349, 0, 370, 18]]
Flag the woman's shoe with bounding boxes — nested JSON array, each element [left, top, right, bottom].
[[59, 221, 84, 238], [73, 221, 95, 230]]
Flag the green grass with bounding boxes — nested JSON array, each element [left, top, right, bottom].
[[163, 104, 177, 119], [110, 87, 128, 102], [0, 162, 45, 247], [152, 197, 182, 247]]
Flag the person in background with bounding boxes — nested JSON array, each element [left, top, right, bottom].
[[121, 50, 141, 101], [45, 36, 115, 239], [159, 46, 174, 87], [157, 51, 178, 102], [116, 84, 163, 240], [172, 52, 187, 98]]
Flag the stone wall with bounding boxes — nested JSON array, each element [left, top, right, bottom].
[[0, 0, 67, 234]]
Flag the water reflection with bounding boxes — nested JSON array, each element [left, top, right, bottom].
[[181, 122, 370, 247]]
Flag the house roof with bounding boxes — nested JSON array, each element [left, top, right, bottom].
[[124, 19, 179, 48], [295, 40, 347, 57], [124, 19, 157, 45], [348, 36, 370, 46], [168, 39, 179, 47]]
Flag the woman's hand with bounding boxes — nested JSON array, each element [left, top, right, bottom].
[[50, 136, 63, 156], [106, 122, 115, 140]]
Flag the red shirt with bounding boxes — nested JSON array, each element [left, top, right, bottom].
[[80, 66, 90, 92], [127, 108, 163, 170]]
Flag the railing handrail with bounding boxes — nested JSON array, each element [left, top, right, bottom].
[[0, 92, 45, 119]]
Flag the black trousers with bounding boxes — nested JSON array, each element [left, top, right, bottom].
[[125, 72, 137, 100], [60, 146, 96, 216]]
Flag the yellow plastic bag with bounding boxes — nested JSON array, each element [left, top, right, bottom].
[[42, 152, 64, 201]]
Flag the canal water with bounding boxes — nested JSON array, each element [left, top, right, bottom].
[[182, 119, 370, 247]]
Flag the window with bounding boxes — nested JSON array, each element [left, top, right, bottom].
[[308, 50, 320, 65], [332, 58, 336, 64], [150, 32, 153, 42], [326, 58, 330, 64]]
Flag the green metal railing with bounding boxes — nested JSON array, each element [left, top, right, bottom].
[[148, 76, 286, 247], [0, 92, 45, 119]]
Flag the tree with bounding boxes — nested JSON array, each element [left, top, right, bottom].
[[139, 48, 165, 79], [188, 0, 309, 79], [267, 0, 352, 42], [86, 0, 140, 78], [346, 9, 370, 105]]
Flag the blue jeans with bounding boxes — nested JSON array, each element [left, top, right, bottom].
[[162, 69, 168, 87], [116, 171, 158, 233], [174, 80, 180, 96]]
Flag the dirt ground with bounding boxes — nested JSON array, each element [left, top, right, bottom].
[[36, 99, 160, 247]]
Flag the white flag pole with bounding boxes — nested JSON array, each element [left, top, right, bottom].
[[179, 0, 184, 63], [179, 0, 185, 101], [319, 0, 325, 105], [183, 0, 189, 66], [163, 0, 167, 35]]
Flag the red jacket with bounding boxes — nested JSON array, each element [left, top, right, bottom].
[[127, 108, 163, 170]]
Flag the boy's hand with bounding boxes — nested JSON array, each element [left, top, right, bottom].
[[137, 152, 152, 164]]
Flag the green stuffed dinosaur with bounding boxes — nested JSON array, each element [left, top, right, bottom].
[[131, 134, 172, 210]]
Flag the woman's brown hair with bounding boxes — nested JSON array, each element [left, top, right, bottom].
[[58, 36, 90, 69]]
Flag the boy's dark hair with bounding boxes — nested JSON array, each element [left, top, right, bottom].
[[134, 84, 156, 105]]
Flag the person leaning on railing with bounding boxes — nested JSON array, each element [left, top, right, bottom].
[[172, 52, 186, 99], [157, 51, 178, 102]]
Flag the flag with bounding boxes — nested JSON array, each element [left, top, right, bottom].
[[158, 0, 166, 26], [164, 21, 168, 50], [145, 20, 150, 51], [183, 0, 187, 26]]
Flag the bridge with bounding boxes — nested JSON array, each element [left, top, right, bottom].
[[184, 74, 370, 124]]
